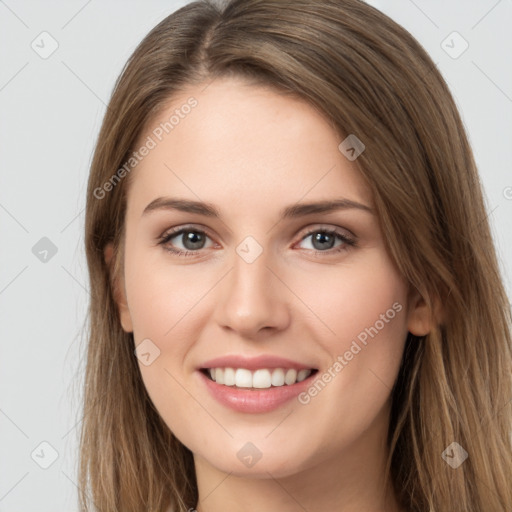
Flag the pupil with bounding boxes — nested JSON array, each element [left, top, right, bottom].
[[313, 232, 334, 250], [184, 231, 204, 250]]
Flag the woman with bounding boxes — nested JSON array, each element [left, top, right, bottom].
[[79, 0, 512, 510]]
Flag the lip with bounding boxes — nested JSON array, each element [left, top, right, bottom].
[[197, 355, 318, 414], [199, 354, 315, 371]]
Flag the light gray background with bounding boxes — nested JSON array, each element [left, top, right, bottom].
[[0, 1, 511, 510]]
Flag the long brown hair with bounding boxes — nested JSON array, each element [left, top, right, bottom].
[[80, 0, 512, 510]]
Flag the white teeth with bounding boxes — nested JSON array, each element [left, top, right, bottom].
[[235, 368, 252, 388], [252, 369, 272, 389], [297, 369, 310, 382], [284, 369, 297, 385], [206, 367, 313, 387], [271, 368, 285, 386], [224, 367, 236, 386]]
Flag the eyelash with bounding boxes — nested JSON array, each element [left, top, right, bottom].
[[157, 225, 357, 258]]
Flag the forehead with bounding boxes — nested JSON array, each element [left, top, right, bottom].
[[126, 77, 372, 219]]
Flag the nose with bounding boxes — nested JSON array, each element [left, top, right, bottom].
[[212, 247, 291, 338]]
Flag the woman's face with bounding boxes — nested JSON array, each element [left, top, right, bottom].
[[110, 77, 429, 479]]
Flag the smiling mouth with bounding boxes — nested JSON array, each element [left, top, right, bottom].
[[201, 367, 318, 389]]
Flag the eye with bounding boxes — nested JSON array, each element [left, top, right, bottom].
[[157, 225, 356, 258], [158, 226, 215, 256], [296, 227, 356, 254]]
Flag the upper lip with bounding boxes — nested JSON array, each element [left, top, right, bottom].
[[199, 354, 317, 371]]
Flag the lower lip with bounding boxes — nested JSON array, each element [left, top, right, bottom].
[[199, 370, 315, 413]]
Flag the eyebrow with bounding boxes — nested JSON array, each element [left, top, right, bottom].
[[141, 197, 373, 219]]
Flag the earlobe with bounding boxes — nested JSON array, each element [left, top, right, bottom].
[[104, 242, 133, 333]]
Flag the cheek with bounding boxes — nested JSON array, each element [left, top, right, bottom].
[[123, 245, 220, 410], [123, 246, 211, 431], [294, 250, 408, 355], [292, 252, 409, 423], [123, 243, 212, 344]]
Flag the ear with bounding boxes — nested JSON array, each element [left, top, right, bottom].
[[406, 287, 435, 337], [104, 242, 133, 333]]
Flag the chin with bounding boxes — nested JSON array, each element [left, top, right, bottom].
[[194, 438, 319, 479]]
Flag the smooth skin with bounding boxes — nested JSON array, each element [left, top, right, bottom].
[[106, 76, 431, 512]]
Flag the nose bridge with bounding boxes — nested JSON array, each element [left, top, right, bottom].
[[213, 237, 290, 336]]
